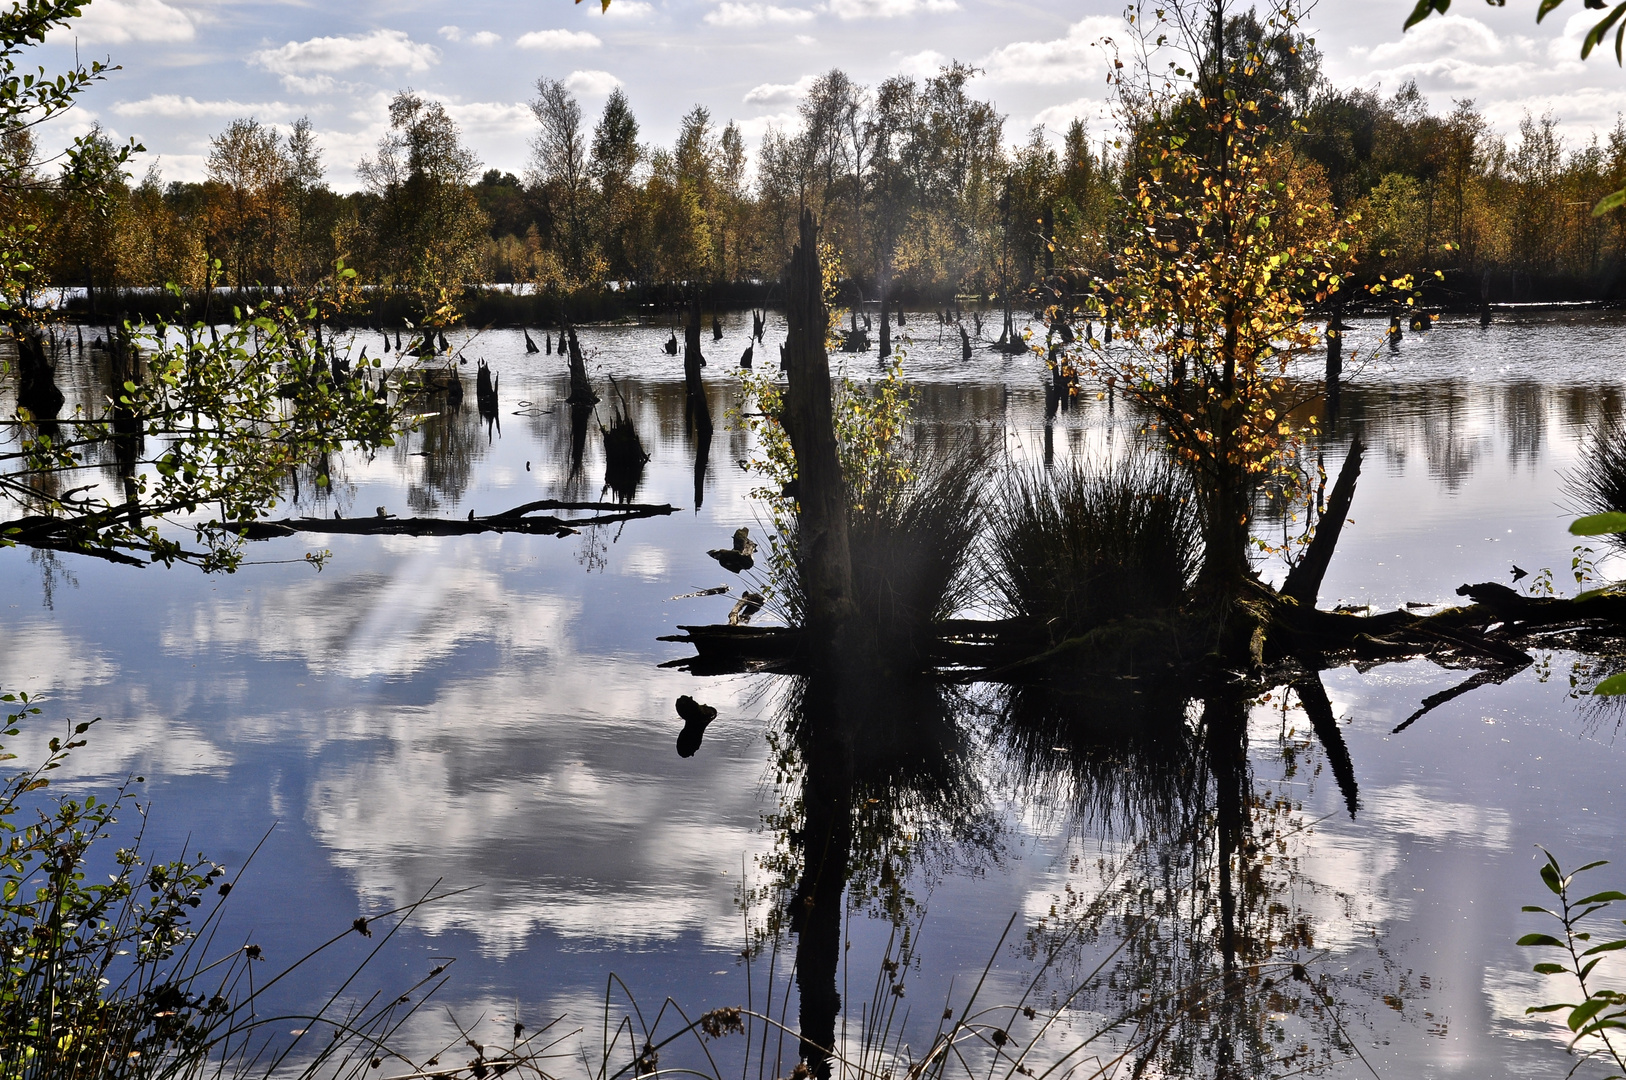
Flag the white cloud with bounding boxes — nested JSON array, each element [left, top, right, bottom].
[[979, 16, 1121, 85], [113, 95, 298, 119], [825, 0, 957, 20], [278, 74, 341, 95], [795, 33, 816, 45], [896, 48, 947, 78], [146, 152, 206, 182], [564, 69, 623, 96], [447, 101, 534, 138], [595, 0, 656, 17], [60, 0, 196, 44], [1360, 14, 1507, 66], [443, 26, 501, 46], [744, 74, 815, 105], [516, 29, 603, 50], [734, 110, 799, 141], [253, 29, 440, 77], [705, 3, 815, 27], [1032, 96, 1103, 131]]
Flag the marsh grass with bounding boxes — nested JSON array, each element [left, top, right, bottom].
[[0, 691, 515, 1080], [987, 458, 1201, 638], [770, 437, 993, 664], [1565, 417, 1626, 552]]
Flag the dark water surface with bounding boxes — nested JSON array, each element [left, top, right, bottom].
[[4, 311, 1626, 1078]]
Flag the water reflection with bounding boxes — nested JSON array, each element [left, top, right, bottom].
[[745, 662, 1385, 1078], [7, 314, 1626, 1077]]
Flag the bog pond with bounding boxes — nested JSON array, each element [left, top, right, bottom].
[[4, 310, 1626, 1078]]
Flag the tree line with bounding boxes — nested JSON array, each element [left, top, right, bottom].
[[9, 29, 1626, 319]]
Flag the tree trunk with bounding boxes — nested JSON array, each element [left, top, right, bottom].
[[12, 322, 64, 419], [782, 210, 857, 653], [683, 302, 712, 438], [1281, 437, 1363, 609]]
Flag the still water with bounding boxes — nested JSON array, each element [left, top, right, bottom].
[[3, 310, 1626, 1078]]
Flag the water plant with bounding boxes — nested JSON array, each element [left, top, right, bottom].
[[1518, 850, 1626, 1077], [987, 456, 1202, 640]]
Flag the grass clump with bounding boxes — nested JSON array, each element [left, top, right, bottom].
[[1565, 415, 1626, 550], [988, 456, 1201, 639], [771, 437, 993, 665]]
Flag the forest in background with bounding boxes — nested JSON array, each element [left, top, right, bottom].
[[10, 12, 1626, 322]]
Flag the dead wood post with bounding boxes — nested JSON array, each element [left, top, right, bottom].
[[12, 321, 64, 419], [684, 299, 713, 438], [1281, 436, 1364, 609], [564, 325, 598, 405], [783, 210, 857, 653]]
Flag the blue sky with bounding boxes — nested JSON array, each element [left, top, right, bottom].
[[31, 0, 1626, 190]]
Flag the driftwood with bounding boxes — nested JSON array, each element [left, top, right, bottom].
[[233, 499, 677, 540]]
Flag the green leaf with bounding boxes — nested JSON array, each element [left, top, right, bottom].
[[1577, 892, 1626, 905], [1570, 513, 1626, 536], [1534, 962, 1568, 974], [1569, 995, 1611, 1031], [1592, 673, 1626, 696], [1581, 939, 1626, 956], [1581, 2, 1626, 57], [1519, 933, 1568, 948], [1403, 0, 1450, 29]]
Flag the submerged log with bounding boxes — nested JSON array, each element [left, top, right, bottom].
[[475, 360, 499, 418]]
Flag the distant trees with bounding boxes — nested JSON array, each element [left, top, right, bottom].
[[1301, 80, 1626, 297], [356, 91, 488, 321], [18, 48, 1626, 313]]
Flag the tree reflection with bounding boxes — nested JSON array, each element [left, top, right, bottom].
[[762, 673, 985, 1078], [740, 670, 1389, 1080]]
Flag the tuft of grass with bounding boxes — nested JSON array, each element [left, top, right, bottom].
[[1564, 416, 1626, 550], [987, 456, 1201, 638], [771, 437, 993, 665]]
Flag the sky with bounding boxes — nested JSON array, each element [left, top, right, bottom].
[[28, 0, 1626, 191]]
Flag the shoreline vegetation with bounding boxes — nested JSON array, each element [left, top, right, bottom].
[[12, 0, 1626, 1077], [12, 32, 1626, 327]]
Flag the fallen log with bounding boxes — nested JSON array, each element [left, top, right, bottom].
[[232, 499, 678, 540]]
